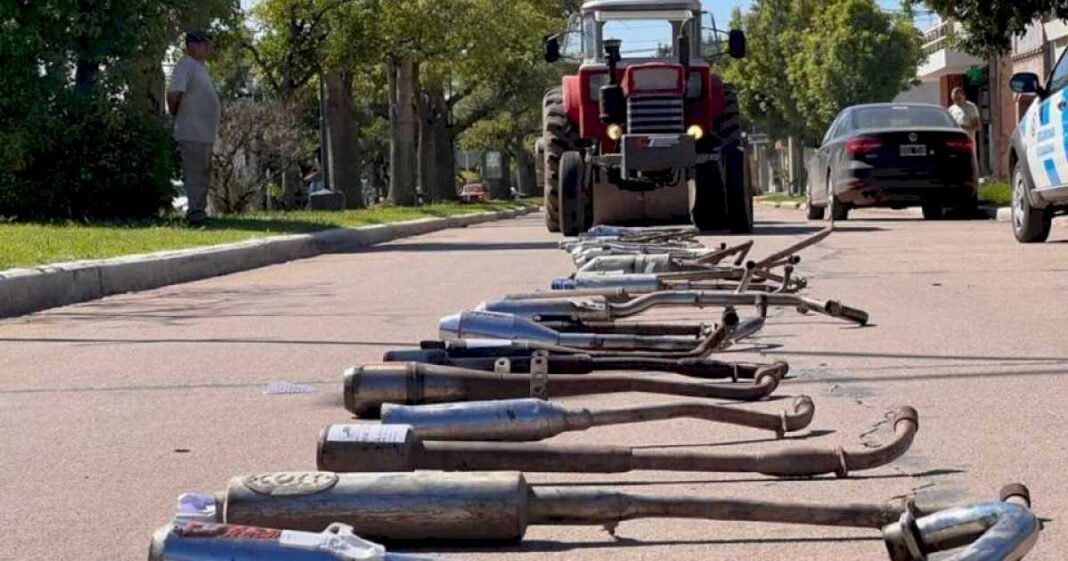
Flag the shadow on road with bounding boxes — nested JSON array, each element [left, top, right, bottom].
[[751, 224, 885, 236], [413, 535, 884, 554], [531, 469, 964, 488], [365, 241, 561, 253]]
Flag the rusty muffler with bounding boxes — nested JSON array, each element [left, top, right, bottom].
[[175, 472, 1026, 546], [342, 361, 788, 417], [376, 396, 815, 441], [319, 405, 913, 477], [148, 520, 439, 561]]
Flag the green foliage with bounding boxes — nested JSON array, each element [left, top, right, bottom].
[[906, 0, 1067, 55], [723, 0, 922, 140], [0, 0, 236, 220], [789, 0, 923, 137], [979, 181, 1012, 207]]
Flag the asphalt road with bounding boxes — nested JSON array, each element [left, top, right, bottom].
[[0, 207, 1064, 560]]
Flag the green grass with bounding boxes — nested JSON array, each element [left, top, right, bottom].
[[756, 193, 806, 204], [0, 200, 530, 271], [978, 181, 1011, 208]]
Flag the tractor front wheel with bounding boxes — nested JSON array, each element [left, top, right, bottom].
[[558, 151, 589, 236]]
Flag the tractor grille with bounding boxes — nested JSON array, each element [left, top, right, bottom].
[[627, 96, 684, 134]]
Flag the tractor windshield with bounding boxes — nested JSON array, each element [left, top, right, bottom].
[[589, 10, 697, 60]]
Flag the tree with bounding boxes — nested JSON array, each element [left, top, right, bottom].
[[724, 0, 921, 140], [906, 0, 1068, 55], [790, 0, 923, 137], [0, 0, 236, 220]]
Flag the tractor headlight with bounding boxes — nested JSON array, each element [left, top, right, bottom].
[[687, 125, 704, 140], [607, 124, 623, 141]]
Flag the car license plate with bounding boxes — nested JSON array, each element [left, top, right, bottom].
[[900, 144, 927, 157]]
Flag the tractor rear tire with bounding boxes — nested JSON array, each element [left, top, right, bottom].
[[714, 84, 743, 146], [723, 142, 754, 234], [534, 137, 546, 193], [690, 161, 727, 231], [559, 151, 589, 236], [543, 87, 577, 233]]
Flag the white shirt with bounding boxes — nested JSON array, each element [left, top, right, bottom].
[[948, 101, 980, 131], [168, 56, 220, 143]]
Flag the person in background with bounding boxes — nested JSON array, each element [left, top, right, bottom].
[[948, 87, 980, 140], [167, 30, 220, 225]]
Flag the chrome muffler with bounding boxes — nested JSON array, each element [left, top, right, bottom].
[[319, 405, 913, 477], [377, 396, 815, 441], [439, 310, 708, 351], [176, 472, 1033, 551], [474, 290, 869, 326], [881, 484, 1040, 561], [342, 361, 788, 417], [148, 520, 439, 561]]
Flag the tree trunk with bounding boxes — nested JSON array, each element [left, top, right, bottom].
[[389, 57, 418, 206], [417, 90, 435, 201], [419, 90, 458, 201], [434, 119, 457, 201], [513, 142, 538, 196], [324, 70, 364, 208]]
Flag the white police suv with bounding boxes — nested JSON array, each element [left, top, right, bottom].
[[1008, 63, 1068, 242]]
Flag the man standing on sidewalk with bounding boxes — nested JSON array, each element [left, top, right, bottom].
[[948, 87, 981, 140], [167, 30, 220, 225]]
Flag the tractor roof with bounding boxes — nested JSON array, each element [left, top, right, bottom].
[[581, 0, 702, 13]]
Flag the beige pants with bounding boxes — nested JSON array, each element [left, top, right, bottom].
[[178, 141, 213, 221]]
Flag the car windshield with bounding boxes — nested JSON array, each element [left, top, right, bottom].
[[851, 106, 957, 130]]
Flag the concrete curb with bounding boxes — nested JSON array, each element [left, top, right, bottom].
[[0, 207, 533, 318], [755, 200, 806, 210]]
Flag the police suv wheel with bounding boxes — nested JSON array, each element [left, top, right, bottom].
[[1012, 162, 1051, 243]]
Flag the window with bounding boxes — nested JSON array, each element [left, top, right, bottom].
[[1047, 49, 1068, 94], [583, 15, 598, 60], [824, 113, 849, 143], [851, 105, 957, 130], [601, 19, 676, 59]]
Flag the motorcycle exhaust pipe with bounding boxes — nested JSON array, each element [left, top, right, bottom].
[[319, 405, 912, 477], [148, 520, 439, 561], [538, 320, 710, 337], [176, 470, 982, 542], [342, 361, 788, 417], [383, 347, 770, 380], [375, 396, 815, 441], [475, 291, 869, 326], [439, 310, 711, 351], [881, 484, 1039, 561]]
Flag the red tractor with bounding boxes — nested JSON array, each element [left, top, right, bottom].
[[541, 0, 750, 236]]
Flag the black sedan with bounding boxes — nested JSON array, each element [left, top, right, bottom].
[[805, 103, 978, 220]]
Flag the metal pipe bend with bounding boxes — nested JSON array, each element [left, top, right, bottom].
[[884, 500, 1040, 561]]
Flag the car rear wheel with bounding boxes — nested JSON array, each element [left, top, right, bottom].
[[1011, 162, 1051, 243], [806, 188, 825, 220], [827, 176, 848, 221], [921, 204, 944, 220]]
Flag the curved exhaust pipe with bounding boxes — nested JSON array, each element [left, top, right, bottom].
[[475, 291, 868, 326], [342, 361, 788, 417], [317, 407, 910, 477], [882, 484, 1040, 561], [374, 396, 815, 441], [382, 346, 771, 380]]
